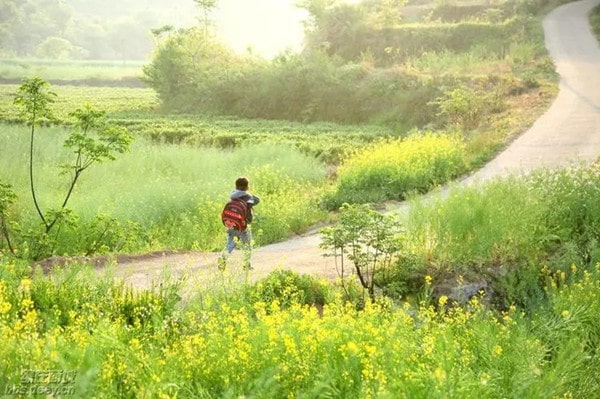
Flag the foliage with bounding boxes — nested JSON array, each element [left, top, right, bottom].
[[0, 124, 327, 258], [139, 0, 555, 130], [248, 269, 331, 309], [392, 162, 600, 303], [320, 203, 403, 303], [142, 27, 243, 111], [524, 163, 600, 265], [326, 17, 526, 66], [13, 77, 57, 237], [326, 132, 467, 208], [0, 258, 599, 397], [6, 78, 133, 259], [432, 85, 504, 131], [591, 4, 600, 42]]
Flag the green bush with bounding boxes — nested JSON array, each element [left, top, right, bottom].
[[248, 269, 331, 309]]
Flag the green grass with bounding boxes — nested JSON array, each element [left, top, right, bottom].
[[0, 84, 158, 123], [398, 162, 600, 281], [0, 124, 328, 256], [0, 83, 395, 164], [0, 58, 144, 81]]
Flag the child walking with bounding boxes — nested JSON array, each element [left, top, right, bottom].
[[219, 176, 260, 271]]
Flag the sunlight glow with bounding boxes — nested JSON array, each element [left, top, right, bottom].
[[214, 0, 308, 59]]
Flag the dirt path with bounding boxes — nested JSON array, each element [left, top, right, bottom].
[[112, 0, 600, 290]]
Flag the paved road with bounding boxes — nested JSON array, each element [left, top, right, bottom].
[[463, 0, 600, 184], [113, 0, 600, 290]]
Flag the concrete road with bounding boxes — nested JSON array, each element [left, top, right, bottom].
[[463, 0, 600, 184]]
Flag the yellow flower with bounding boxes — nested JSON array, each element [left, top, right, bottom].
[[434, 367, 446, 382], [480, 372, 490, 385], [424, 275, 432, 285], [570, 264, 577, 274], [438, 295, 448, 307], [492, 345, 503, 356], [561, 310, 570, 319], [20, 278, 32, 291]]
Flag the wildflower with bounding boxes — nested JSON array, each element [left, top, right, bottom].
[[480, 372, 490, 385], [20, 278, 32, 292], [492, 345, 503, 356], [434, 367, 446, 382], [438, 295, 448, 307], [561, 310, 570, 319], [570, 264, 577, 274], [425, 275, 432, 285], [0, 282, 12, 315]]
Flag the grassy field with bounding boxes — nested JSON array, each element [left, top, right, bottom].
[[0, 59, 555, 258], [0, 123, 329, 257], [0, 58, 144, 82]]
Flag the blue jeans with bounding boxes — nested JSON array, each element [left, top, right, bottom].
[[226, 228, 252, 253], [223, 228, 253, 269]]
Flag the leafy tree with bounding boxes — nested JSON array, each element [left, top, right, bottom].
[[320, 203, 402, 303], [14, 77, 57, 231], [193, 0, 218, 40], [12, 77, 133, 259], [58, 104, 132, 233], [35, 36, 74, 59], [142, 27, 238, 110]]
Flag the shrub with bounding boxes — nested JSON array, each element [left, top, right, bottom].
[[248, 269, 331, 309]]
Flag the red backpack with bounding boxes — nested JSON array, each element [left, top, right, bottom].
[[221, 198, 249, 231]]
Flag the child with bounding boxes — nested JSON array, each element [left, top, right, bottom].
[[219, 176, 260, 271]]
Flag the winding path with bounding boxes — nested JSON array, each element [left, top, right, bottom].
[[112, 0, 600, 290]]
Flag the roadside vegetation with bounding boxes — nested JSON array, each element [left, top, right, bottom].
[[1, 0, 599, 396], [591, 3, 600, 41]]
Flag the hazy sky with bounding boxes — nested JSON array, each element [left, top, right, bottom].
[[212, 0, 308, 58]]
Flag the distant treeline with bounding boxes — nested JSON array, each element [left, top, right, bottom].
[[0, 0, 196, 60], [143, 0, 563, 128]]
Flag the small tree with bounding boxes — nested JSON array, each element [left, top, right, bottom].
[[194, 0, 218, 40], [14, 77, 57, 232], [12, 77, 133, 259], [55, 104, 132, 233], [320, 203, 402, 303]]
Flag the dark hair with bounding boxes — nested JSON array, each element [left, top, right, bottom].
[[235, 177, 249, 190]]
